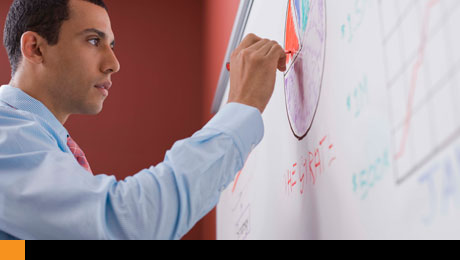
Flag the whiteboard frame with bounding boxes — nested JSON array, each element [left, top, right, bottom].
[[211, 0, 254, 114]]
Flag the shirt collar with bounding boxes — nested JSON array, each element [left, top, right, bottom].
[[0, 85, 70, 146]]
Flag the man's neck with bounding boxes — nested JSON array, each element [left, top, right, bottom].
[[9, 77, 70, 125]]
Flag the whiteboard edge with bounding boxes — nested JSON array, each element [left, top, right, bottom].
[[211, 0, 255, 114]]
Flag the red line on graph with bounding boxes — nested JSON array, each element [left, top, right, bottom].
[[395, 0, 440, 160]]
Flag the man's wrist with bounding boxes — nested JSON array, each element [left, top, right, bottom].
[[227, 99, 264, 114]]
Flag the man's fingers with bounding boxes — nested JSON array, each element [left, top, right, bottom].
[[267, 43, 287, 71], [256, 40, 281, 56], [234, 33, 262, 54], [246, 38, 271, 53], [233, 33, 287, 72]]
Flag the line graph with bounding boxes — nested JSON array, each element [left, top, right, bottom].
[[394, 0, 440, 160], [379, 0, 460, 184]]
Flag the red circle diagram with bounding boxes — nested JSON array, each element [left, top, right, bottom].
[[284, 0, 327, 140]]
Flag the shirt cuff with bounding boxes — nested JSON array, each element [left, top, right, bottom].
[[203, 102, 264, 162]]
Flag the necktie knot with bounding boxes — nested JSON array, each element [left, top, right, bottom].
[[67, 136, 93, 174]]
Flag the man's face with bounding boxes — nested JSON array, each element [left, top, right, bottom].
[[43, 0, 120, 116]]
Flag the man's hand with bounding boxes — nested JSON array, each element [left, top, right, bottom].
[[227, 33, 287, 114]]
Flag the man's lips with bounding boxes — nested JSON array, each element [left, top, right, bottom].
[[94, 81, 112, 97], [94, 81, 112, 90]]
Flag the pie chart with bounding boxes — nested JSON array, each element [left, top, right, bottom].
[[284, 0, 326, 140]]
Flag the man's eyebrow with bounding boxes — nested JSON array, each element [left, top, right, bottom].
[[78, 28, 116, 47]]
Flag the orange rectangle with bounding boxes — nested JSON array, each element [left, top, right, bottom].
[[0, 240, 25, 260]]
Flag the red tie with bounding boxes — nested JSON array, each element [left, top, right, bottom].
[[67, 136, 93, 174]]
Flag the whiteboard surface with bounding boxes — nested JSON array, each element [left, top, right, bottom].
[[217, 0, 460, 239]]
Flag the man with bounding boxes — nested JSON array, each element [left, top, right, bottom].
[[0, 0, 286, 239]]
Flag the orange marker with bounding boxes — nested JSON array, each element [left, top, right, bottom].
[[226, 50, 294, 71]]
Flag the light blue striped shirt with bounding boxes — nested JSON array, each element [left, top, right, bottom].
[[0, 85, 264, 240]]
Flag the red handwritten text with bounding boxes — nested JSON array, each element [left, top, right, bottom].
[[284, 135, 337, 195]]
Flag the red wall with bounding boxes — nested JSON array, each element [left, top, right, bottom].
[[0, 2, 10, 82], [0, 0, 239, 240]]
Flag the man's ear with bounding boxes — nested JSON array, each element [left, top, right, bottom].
[[20, 31, 46, 65]]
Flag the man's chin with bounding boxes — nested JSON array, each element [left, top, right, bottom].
[[79, 102, 104, 115]]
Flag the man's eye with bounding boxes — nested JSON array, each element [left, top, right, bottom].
[[88, 38, 100, 46]]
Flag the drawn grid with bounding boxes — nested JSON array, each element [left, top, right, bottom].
[[378, 0, 460, 184]]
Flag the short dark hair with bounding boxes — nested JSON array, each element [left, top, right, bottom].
[[3, 0, 108, 77]]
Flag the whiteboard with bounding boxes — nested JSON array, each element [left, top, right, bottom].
[[216, 0, 460, 239]]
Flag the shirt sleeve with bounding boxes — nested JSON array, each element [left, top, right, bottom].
[[0, 102, 264, 240]]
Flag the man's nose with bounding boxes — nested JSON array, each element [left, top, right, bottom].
[[102, 48, 121, 74]]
